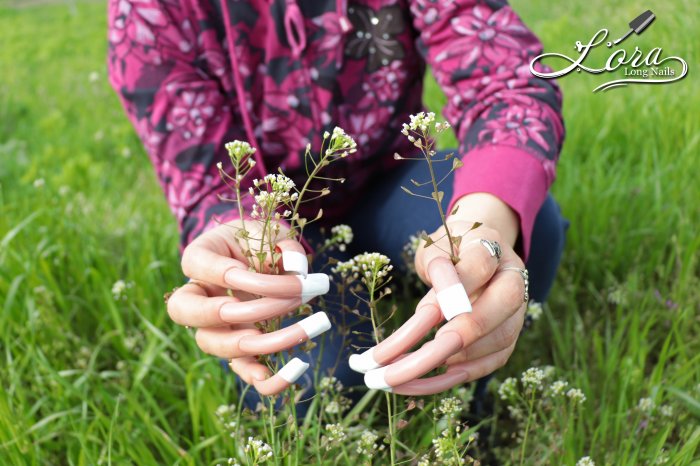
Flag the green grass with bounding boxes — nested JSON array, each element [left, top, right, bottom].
[[1, 0, 699, 464]]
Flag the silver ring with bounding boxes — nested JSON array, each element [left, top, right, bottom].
[[501, 266, 529, 302], [480, 239, 502, 261]]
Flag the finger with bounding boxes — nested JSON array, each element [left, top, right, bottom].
[[219, 296, 303, 323], [252, 358, 309, 396], [225, 270, 329, 301], [349, 291, 443, 373], [444, 307, 525, 365], [228, 356, 272, 385], [182, 233, 322, 297], [389, 343, 516, 395], [349, 254, 491, 374], [435, 260, 527, 350], [364, 331, 463, 390], [195, 313, 331, 358], [167, 282, 238, 327], [276, 239, 309, 276]]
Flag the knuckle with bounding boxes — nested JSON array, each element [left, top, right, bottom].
[[469, 314, 488, 339], [499, 319, 520, 347], [503, 275, 525, 308]]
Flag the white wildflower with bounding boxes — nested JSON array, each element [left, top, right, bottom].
[[225, 140, 256, 162], [318, 376, 343, 391], [521, 367, 546, 391], [324, 423, 346, 448], [549, 380, 569, 396], [566, 388, 586, 405], [498, 377, 518, 400], [325, 401, 340, 414], [111, 279, 133, 301], [33, 178, 45, 188], [527, 301, 543, 321], [660, 404, 673, 417], [638, 397, 655, 414], [438, 397, 462, 418], [332, 252, 392, 284], [576, 456, 595, 466], [88, 71, 100, 82], [356, 430, 379, 456], [244, 436, 273, 462]]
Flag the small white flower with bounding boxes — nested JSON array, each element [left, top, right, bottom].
[[549, 380, 569, 396], [638, 397, 655, 414], [244, 436, 273, 462], [325, 401, 340, 414], [88, 71, 100, 82], [111, 279, 133, 301], [521, 367, 546, 390], [356, 430, 379, 456], [33, 178, 45, 188], [527, 301, 543, 321], [498, 377, 518, 400], [576, 456, 595, 466], [566, 388, 587, 405], [438, 397, 462, 418], [324, 423, 346, 446], [659, 404, 673, 417], [225, 140, 256, 163]]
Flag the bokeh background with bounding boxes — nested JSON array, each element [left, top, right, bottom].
[[1, 0, 698, 464]]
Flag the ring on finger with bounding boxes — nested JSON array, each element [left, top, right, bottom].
[[500, 266, 529, 302], [480, 239, 502, 261]]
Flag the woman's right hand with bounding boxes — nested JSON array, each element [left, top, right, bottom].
[[167, 220, 331, 395]]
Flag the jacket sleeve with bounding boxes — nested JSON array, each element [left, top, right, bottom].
[[107, 0, 243, 251], [410, 0, 565, 260]]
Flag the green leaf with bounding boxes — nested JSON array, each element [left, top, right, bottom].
[[451, 205, 460, 215], [469, 221, 483, 232], [452, 158, 464, 170], [410, 179, 420, 187], [452, 235, 462, 249]]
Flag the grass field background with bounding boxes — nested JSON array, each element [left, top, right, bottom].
[[1, 0, 698, 464]]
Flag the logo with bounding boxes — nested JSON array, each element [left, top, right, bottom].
[[529, 10, 688, 92]]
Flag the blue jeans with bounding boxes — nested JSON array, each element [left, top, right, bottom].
[[236, 150, 569, 416]]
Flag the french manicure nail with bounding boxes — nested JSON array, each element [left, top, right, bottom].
[[364, 366, 392, 391], [282, 250, 308, 276], [298, 273, 330, 303], [436, 283, 472, 320], [277, 358, 309, 384], [297, 312, 332, 339], [349, 347, 382, 373]]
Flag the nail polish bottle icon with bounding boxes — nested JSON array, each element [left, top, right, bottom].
[[612, 10, 656, 45]]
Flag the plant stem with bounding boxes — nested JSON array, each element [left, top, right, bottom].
[[422, 139, 456, 263], [519, 389, 537, 466]]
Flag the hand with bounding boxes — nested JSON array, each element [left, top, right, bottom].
[[349, 195, 528, 394], [166, 220, 332, 395]]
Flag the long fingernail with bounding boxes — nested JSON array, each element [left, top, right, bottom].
[[364, 366, 392, 391], [298, 273, 330, 303], [277, 358, 309, 384], [436, 283, 472, 320], [349, 347, 381, 373], [282, 251, 308, 277], [297, 312, 332, 339]]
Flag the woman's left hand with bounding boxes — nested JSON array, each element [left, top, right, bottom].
[[351, 215, 528, 395]]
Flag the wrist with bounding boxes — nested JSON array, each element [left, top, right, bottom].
[[448, 193, 519, 247]]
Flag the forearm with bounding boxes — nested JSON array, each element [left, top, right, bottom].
[[449, 193, 519, 248]]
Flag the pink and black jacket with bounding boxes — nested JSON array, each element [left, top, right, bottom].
[[107, 0, 564, 259]]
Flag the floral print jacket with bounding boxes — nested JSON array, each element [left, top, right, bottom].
[[107, 0, 564, 259]]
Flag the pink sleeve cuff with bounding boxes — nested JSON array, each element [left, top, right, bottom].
[[446, 146, 549, 261]]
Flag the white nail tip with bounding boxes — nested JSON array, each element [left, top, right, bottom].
[[277, 358, 309, 383], [437, 283, 472, 321], [298, 312, 332, 339], [349, 348, 381, 373], [364, 367, 391, 390], [298, 273, 330, 303], [282, 251, 308, 276]]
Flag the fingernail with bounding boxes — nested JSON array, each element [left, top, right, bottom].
[[224, 263, 248, 284], [349, 347, 381, 373], [364, 366, 391, 390], [297, 312, 332, 339], [298, 273, 330, 303], [436, 283, 472, 320], [277, 358, 309, 384], [282, 251, 308, 277]]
